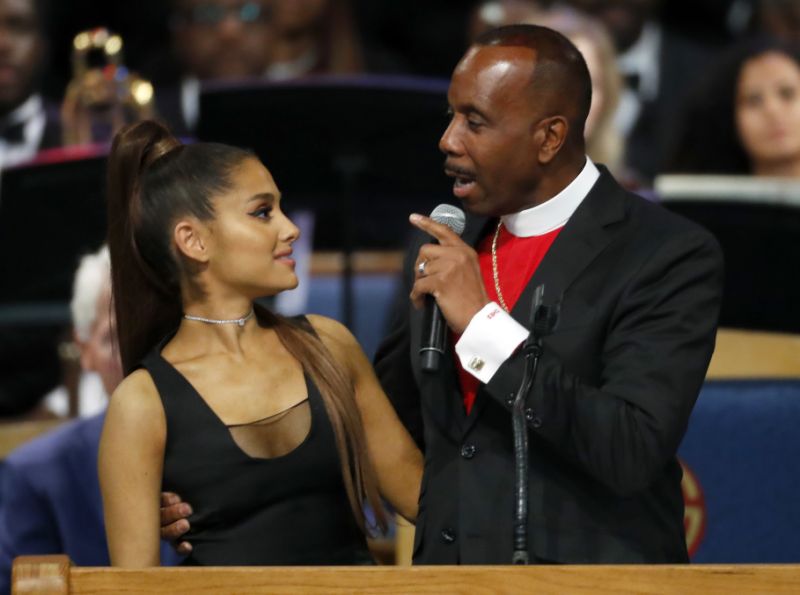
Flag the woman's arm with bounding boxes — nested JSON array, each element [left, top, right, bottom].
[[98, 369, 166, 566], [309, 315, 423, 522]]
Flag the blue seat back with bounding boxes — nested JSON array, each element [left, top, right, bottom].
[[679, 380, 800, 562]]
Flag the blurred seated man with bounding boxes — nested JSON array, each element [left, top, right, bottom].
[[0, 0, 60, 168], [0, 246, 178, 592], [0, 0, 63, 418]]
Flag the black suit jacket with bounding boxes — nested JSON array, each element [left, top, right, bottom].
[[374, 168, 724, 564]]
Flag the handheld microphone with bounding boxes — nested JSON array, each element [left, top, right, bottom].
[[420, 204, 466, 372]]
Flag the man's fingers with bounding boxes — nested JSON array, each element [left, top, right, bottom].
[[161, 492, 180, 507], [161, 519, 191, 541], [160, 502, 193, 525], [410, 213, 461, 245], [176, 541, 193, 556], [410, 276, 438, 309]]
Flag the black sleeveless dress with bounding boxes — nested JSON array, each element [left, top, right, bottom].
[[140, 317, 370, 566]]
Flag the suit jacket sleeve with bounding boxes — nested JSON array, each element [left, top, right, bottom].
[[0, 461, 62, 592], [373, 241, 425, 449], [485, 226, 723, 496]]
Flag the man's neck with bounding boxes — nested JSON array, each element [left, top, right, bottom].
[[501, 157, 599, 238], [529, 157, 587, 208]]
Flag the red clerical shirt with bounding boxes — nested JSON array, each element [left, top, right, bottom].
[[454, 224, 562, 413]]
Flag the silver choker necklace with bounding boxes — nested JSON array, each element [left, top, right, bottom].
[[183, 308, 255, 327]]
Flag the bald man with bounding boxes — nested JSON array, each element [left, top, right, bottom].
[[374, 24, 723, 564]]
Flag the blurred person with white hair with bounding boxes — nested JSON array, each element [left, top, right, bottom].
[[0, 245, 177, 592], [42, 246, 120, 417]]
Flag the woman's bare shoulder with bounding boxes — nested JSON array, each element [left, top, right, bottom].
[[305, 314, 358, 348], [107, 368, 163, 419]]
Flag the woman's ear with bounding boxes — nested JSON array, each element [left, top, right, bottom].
[[173, 218, 211, 264], [532, 115, 569, 164]]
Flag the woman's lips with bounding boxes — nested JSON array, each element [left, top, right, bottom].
[[275, 253, 295, 268]]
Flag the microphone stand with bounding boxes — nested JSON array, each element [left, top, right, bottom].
[[511, 284, 557, 564]]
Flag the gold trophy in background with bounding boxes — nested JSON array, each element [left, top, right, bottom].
[[61, 27, 156, 146]]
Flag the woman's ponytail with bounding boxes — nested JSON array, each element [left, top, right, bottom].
[[107, 121, 183, 374]]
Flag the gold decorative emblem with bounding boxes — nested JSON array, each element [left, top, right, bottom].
[[680, 459, 707, 557]]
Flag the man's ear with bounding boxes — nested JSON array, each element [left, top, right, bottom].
[[532, 116, 569, 164], [72, 328, 92, 372], [173, 218, 211, 264]]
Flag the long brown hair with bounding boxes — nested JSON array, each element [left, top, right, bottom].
[[106, 120, 386, 534]]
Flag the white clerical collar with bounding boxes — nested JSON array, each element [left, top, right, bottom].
[[501, 157, 600, 237]]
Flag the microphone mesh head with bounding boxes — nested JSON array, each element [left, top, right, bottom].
[[430, 204, 466, 237]]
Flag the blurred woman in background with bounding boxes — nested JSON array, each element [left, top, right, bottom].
[[669, 37, 800, 178]]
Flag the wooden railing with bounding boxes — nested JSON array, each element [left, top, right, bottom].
[[707, 328, 800, 379], [0, 419, 64, 459], [12, 555, 800, 594]]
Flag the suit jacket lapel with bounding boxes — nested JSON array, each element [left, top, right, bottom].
[[511, 169, 626, 326], [463, 169, 627, 436], [457, 215, 495, 433]]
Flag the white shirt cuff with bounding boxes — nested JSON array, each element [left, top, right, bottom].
[[455, 302, 529, 384]]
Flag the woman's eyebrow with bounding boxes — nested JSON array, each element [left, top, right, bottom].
[[247, 192, 277, 204]]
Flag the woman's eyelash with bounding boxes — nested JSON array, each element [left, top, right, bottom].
[[251, 206, 273, 218]]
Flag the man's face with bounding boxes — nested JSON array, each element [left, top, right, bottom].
[[173, 0, 273, 80], [0, 0, 44, 114], [79, 283, 123, 398], [271, 0, 328, 35], [440, 45, 545, 217]]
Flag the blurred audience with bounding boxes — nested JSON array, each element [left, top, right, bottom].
[[467, 0, 544, 40], [155, 0, 369, 134], [469, 1, 624, 173], [156, 0, 276, 133], [266, 0, 364, 79], [353, 0, 482, 78], [0, 0, 65, 419], [0, 246, 175, 593], [564, 0, 715, 185], [754, 0, 800, 44], [0, 0, 60, 169], [669, 36, 800, 178]]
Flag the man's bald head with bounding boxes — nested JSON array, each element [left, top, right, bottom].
[[472, 24, 592, 146]]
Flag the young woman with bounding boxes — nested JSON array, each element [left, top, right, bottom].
[[669, 37, 800, 177], [99, 120, 422, 566]]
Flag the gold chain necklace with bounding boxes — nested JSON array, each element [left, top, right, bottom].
[[491, 220, 510, 312]]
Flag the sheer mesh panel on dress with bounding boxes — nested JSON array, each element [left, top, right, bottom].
[[226, 399, 311, 459]]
